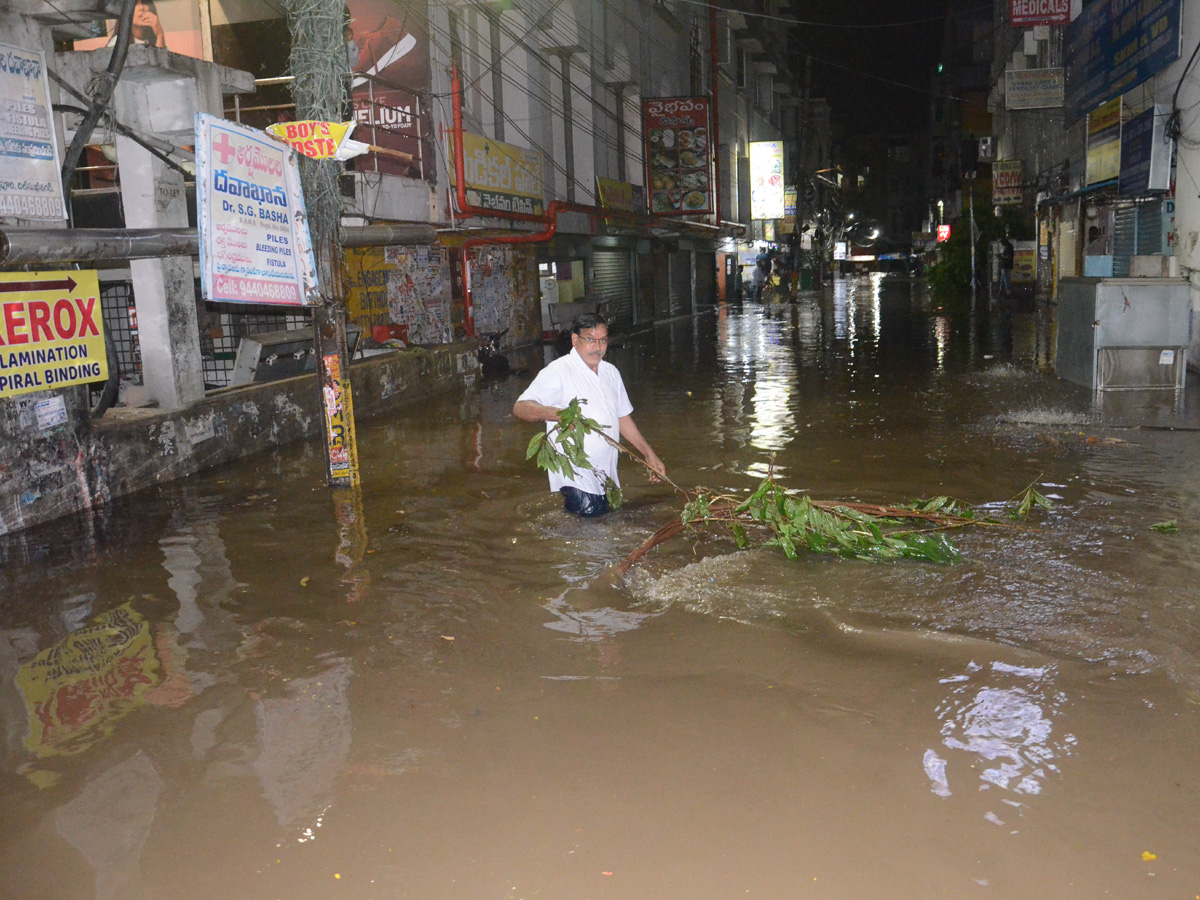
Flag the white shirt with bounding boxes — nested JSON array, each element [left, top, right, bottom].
[[516, 349, 634, 494]]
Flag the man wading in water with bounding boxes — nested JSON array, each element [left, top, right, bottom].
[[513, 313, 666, 517]]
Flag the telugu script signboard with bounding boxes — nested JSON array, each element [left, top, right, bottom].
[[0, 270, 106, 399], [749, 141, 785, 220], [0, 42, 67, 221], [449, 131, 545, 216], [643, 97, 713, 216], [196, 114, 318, 307]]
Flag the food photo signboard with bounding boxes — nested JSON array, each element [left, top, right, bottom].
[[643, 97, 712, 216]]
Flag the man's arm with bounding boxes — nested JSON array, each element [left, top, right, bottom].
[[512, 399, 560, 423], [618, 414, 666, 480]]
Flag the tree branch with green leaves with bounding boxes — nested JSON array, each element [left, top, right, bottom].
[[526, 400, 1053, 570]]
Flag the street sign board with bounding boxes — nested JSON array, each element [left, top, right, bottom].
[[0, 42, 67, 221], [0, 270, 106, 399]]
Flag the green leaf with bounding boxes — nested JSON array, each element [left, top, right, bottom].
[[1150, 520, 1179, 533]]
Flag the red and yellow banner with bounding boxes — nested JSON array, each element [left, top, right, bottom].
[[265, 120, 370, 160]]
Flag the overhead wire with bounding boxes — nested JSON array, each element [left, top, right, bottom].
[[426, 1, 652, 198]]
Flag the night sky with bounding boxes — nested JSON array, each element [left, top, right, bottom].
[[788, 0, 957, 138]]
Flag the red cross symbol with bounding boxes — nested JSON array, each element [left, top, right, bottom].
[[212, 132, 236, 165]]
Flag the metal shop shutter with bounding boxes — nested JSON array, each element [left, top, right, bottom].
[[694, 251, 716, 304], [1137, 199, 1163, 255], [1112, 205, 1136, 276], [668, 251, 691, 316], [653, 252, 671, 319], [1113, 200, 1164, 277], [592, 249, 634, 328]]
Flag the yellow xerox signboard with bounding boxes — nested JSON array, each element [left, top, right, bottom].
[[0, 270, 106, 399]]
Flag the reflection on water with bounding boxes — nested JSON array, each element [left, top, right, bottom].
[[925, 660, 1076, 804], [16, 602, 161, 761], [253, 657, 353, 835]]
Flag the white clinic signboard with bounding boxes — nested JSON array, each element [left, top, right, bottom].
[[196, 113, 318, 306], [0, 42, 67, 220]]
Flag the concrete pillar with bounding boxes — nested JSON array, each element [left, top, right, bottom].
[[116, 136, 203, 408]]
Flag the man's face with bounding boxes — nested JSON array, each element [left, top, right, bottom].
[[571, 324, 609, 371]]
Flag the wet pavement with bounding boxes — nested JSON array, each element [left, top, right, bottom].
[[3, 274, 1200, 899]]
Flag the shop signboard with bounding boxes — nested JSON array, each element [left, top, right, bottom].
[[1086, 98, 1122, 185], [643, 97, 712, 215], [0, 42, 67, 221], [749, 140, 785, 220], [449, 131, 545, 216], [993, 160, 1023, 205], [784, 185, 798, 217], [1119, 105, 1171, 195], [1005, 68, 1064, 109], [1010, 0, 1069, 26], [1065, 0, 1180, 120], [596, 176, 634, 212], [0, 270, 106, 399], [936, 225, 951, 242], [196, 113, 318, 307]]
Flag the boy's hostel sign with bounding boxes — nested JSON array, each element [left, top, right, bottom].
[[0, 270, 106, 399], [0, 42, 67, 221], [196, 114, 318, 306]]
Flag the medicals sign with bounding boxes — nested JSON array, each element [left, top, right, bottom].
[[0, 270, 106, 399], [196, 113, 318, 306], [0, 42, 67, 221], [1010, 0, 1069, 26]]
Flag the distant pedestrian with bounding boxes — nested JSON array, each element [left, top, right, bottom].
[[999, 237, 1014, 298]]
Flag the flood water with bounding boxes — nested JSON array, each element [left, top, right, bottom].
[[3, 274, 1200, 899]]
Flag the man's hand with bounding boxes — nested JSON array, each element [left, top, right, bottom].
[[642, 450, 666, 483], [513, 399, 562, 424]]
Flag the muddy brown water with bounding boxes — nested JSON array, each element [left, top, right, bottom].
[[3, 274, 1200, 899]]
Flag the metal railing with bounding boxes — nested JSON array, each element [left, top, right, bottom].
[[226, 74, 428, 181]]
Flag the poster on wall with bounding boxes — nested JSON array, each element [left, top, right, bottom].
[[384, 244, 451, 344], [643, 97, 712, 215], [469, 246, 537, 339], [749, 141, 785, 220], [346, 0, 433, 180], [0, 270, 107, 399], [196, 113, 318, 306], [0, 42, 67, 221]]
